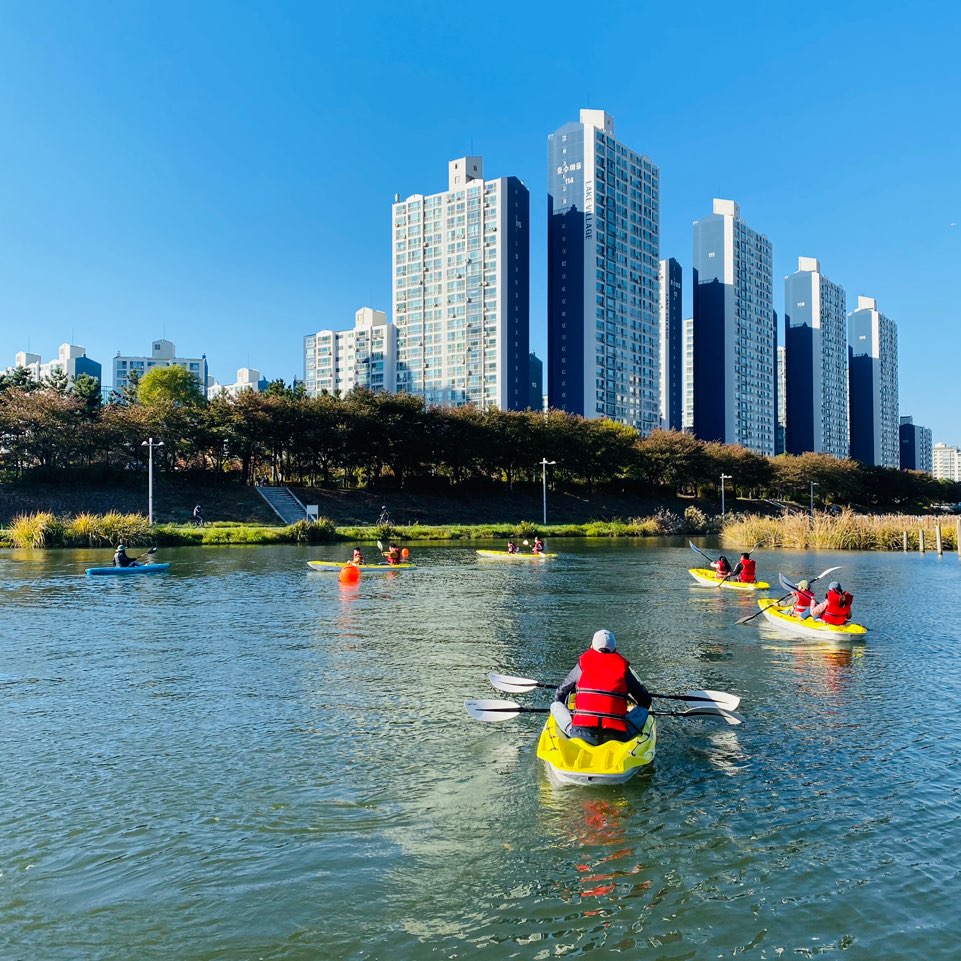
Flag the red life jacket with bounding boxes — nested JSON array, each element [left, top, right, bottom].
[[571, 649, 630, 731], [792, 588, 814, 615], [739, 558, 756, 582], [822, 589, 853, 625]]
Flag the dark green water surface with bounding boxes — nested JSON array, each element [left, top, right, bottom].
[[2, 540, 960, 960]]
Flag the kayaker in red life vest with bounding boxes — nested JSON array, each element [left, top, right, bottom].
[[507, 540, 519, 554], [350, 548, 365, 566], [532, 536, 545, 555], [552, 630, 653, 746], [811, 582, 854, 625], [730, 552, 756, 583], [385, 542, 402, 565], [711, 555, 732, 577], [791, 579, 815, 619]]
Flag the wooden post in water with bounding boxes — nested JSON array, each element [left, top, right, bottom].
[[936, 524, 943, 556], [919, 527, 925, 554], [902, 530, 908, 552]]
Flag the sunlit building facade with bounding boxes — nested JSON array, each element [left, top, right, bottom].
[[391, 157, 529, 409], [658, 257, 683, 430], [304, 307, 397, 397]]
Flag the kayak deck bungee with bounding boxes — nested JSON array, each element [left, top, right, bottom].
[[476, 549, 557, 559], [688, 567, 770, 590], [306, 560, 416, 573], [85, 563, 170, 576], [535, 710, 656, 786], [756, 598, 868, 639]]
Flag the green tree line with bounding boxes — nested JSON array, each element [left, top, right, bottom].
[[1, 368, 958, 510]]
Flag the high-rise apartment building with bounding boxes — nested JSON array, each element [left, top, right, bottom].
[[692, 199, 775, 454], [10, 343, 101, 385], [391, 157, 529, 410], [658, 258, 683, 430], [784, 256, 849, 458], [899, 416, 933, 473], [547, 109, 660, 434], [113, 339, 207, 397], [848, 296, 899, 468], [528, 352, 544, 412], [304, 308, 397, 398], [682, 317, 694, 432], [776, 345, 787, 455], [932, 443, 961, 482]]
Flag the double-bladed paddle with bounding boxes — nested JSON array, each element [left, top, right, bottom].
[[131, 547, 158, 563], [487, 671, 741, 711], [735, 565, 842, 625], [465, 697, 744, 726]]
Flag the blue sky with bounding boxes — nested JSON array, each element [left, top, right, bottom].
[[1, 1, 958, 443]]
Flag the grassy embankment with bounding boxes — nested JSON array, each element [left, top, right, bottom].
[[722, 510, 960, 551], [0, 507, 714, 549]]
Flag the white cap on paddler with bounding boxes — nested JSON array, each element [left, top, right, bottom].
[[591, 629, 616, 652]]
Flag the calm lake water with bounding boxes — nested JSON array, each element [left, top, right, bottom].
[[2, 540, 960, 960]]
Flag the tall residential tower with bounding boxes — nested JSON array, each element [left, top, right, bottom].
[[547, 109, 660, 434], [692, 199, 776, 454], [848, 296, 899, 467], [783, 256, 849, 457], [304, 307, 397, 397], [391, 157, 529, 410], [658, 257, 683, 430]]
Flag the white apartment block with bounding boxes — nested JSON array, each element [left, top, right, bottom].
[[304, 308, 397, 397], [208, 368, 268, 400], [10, 343, 102, 385], [392, 157, 530, 410], [682, 317, 694, 432], [932, 443, 961, 482], [113, 339, 208, 397]]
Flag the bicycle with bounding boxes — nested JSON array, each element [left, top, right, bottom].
[[377, 505, 393, 527]]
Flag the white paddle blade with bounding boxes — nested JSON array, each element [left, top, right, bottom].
[[464, 698, 523, 722], [813, 565, 842, 583], [487, 671, 541, 693], [679, 706, 745, 725], [685, 689, 742, 711]]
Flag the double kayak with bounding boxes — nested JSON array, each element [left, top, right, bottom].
[[756, 598, 868, 639], [306, 560, 416, 574], [85, 563, 170, 576], [536, 708, 656, 785], [476, 549, 556, 560], [688, 567, 770, 590]]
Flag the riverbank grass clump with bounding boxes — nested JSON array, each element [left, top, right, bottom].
[[722, 510, 960, 551]]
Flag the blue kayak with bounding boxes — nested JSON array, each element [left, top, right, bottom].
[[85, 563, 170, 576]]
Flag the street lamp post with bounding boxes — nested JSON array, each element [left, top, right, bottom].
[[720, 474, 733, 519], [540, 458, 557, 525], [810, 480, 819, 524], [141, 437, 164, 525]]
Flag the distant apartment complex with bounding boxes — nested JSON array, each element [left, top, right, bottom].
[[9, 343, 101, 385], [848, 297, 898, 468], [304, 308, 397, 397], [899, 416, 933, 473], [113, 339, 208, 397], [658, 258, 683, 430], [932, 443, 960, 482], [392, 157, 529, 409], [208, 368, 269, 400], [692, 199, 776, 454], [682, 317, 694, 432], [547, 109, 661, 434], [784, 257, 849, 458]]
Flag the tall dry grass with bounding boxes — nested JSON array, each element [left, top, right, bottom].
[[722, 510, 960, 551]]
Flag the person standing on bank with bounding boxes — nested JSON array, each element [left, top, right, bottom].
[[553, 630, 653, 745]]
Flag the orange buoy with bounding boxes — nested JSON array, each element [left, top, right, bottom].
[[401, 548, 410, 559], [339, 564, 360, 584]]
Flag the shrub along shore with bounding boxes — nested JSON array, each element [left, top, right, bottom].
[[2, 507, 959, 551]]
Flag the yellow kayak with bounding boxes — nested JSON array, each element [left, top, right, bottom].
[[688, 567, 770, 590], [476, 549, 557, 559], [535, 710, 656, 785], [757, 598, 868, 639], [306, 560, 416, 573]]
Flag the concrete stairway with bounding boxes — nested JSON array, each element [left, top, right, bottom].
[[256, 486, 310, 524]]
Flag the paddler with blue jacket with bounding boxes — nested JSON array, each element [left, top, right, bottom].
[[552, 630, 653, 745]]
